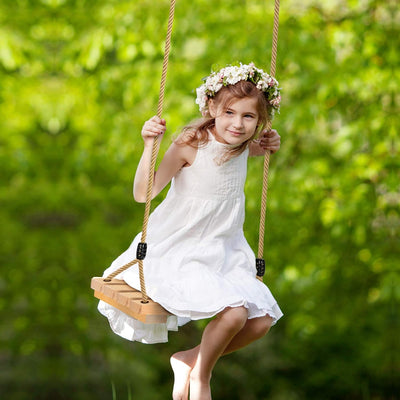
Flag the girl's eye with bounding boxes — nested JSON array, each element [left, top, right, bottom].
[[226, 110, 234, 115], [245, 114, 255, 119]]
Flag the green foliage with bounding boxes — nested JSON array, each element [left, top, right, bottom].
[[0, 0, 398, 399]]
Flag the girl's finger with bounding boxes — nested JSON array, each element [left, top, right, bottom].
[[262, 129, 278, 138], [146, 123, 165, 133], [147, 116, 166, 128], [260, 137, 280, 146]]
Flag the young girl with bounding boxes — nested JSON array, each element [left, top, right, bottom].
[[99, 63, 283, 400]]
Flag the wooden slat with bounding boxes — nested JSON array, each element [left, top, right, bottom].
[[91, 277, 171, 324]]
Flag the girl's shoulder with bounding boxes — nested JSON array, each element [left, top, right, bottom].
[[171, 131, 199, 167]]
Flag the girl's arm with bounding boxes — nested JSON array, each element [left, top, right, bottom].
[[249, 129, 281, 157], [133, 116, 195, 202]]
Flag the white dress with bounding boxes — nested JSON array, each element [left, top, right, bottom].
[[98, 133, 283, 343]]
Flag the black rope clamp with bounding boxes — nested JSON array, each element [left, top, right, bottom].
[[256, 258, 265, 277], [136, 242, 147, 260]]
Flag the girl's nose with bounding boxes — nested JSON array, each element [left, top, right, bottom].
[[233, 117, 243, 129]]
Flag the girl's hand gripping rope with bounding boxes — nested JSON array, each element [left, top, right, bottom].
[[249, 129, 281, 157], [141, 116, 167, 147]]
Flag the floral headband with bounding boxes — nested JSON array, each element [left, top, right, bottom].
[[195, 62, 281, 115]]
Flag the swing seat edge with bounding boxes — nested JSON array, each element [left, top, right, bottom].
[[91, 277, 171, 324]]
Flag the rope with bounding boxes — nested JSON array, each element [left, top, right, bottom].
[[104, 0, 176, 303], [107, 0, 279, 292], [257, 0, 280, 281]]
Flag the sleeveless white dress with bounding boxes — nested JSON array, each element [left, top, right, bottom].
[[98, 133, 283, 343]]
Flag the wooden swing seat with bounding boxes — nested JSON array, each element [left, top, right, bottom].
[[91, 277, 171, 324]]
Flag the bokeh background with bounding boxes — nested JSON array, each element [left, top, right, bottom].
[[0, 0, 398, 399]]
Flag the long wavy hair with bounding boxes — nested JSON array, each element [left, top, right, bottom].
[[175, 80, 271, 163]]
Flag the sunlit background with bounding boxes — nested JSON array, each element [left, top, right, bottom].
[[0, 0, 398, 399]]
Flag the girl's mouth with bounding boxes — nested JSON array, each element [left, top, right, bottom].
[[228, 130, 242, 136]]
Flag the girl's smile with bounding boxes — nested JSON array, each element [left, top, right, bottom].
[[210, 97, 260, 145]]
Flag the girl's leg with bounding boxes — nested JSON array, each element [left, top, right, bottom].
[[223, 314, 273, 355], [189, 306, 249, 400], [171, 314, 273, 400]]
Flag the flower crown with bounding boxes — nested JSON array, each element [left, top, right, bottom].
[[195, 62, 281, 115]]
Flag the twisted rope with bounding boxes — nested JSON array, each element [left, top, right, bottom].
[[257, 0, 280, 281], [105, 0, 176, 303], [106, 0, 279, 292]]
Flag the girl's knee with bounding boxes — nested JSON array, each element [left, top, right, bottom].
[[249, 316, 273, 338], [220, 306, 248, 331]]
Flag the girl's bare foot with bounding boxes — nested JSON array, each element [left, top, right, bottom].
[[170, 352, 193, 400]]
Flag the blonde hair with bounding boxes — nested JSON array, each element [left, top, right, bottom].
[[176, 80, 271, 162]]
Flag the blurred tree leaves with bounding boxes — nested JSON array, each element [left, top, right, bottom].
[[0, 0, 398, 399]]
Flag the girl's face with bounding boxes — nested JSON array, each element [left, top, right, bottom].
[[210, 97, 259, 146]]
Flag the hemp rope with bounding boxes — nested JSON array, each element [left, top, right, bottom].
[[104, 0, 176, 303], [257, 0, 280, 281], [105, 0, 280, 297]]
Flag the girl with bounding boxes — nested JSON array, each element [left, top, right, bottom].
[[99, 63, 283, 400]]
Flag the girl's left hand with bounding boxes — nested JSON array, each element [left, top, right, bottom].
[[250, 129, 281, 156], [258, 129, 281, 154]]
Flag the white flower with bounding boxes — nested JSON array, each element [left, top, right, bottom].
[[195, 85, 208, 112], [206, 74, 223, 93]]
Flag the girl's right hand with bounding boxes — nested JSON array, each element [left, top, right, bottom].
[[141, 116, 166, 147]]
